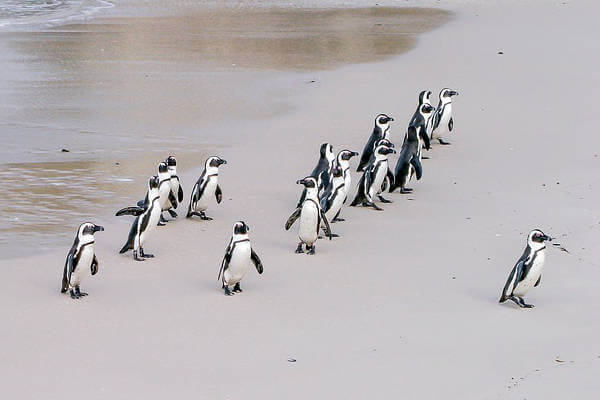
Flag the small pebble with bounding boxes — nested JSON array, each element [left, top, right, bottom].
[[287, 358, 296, 363], [61, 148, 70, 152]]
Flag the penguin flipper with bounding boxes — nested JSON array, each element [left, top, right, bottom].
[[534, 275, 541, 287], [251, 249, 264, 274], [285, 208, 302, 230], [411, 157, 423, 180], [91, 254, 99, 275], [350, 175, 366, 206], [61, 252, 75, 293], [168, 191, 178, 209], [386, 168, 395, 187], [500, 260, 524, 302], [119, 217, 139, 254], [178, 184, 184, 203], [419, 125, 431, 150], [218, 241, 232, 281], [320, 210, 333, 240], [215, 185, 223, 204], [116, 206, 145, 217]]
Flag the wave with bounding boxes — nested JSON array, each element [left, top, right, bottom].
[[0, 0, 113, 30]]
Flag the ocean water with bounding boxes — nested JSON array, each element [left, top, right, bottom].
[[0, 0, 113, 29], [0, 3, 450, 258]]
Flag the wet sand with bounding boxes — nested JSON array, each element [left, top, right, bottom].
[[0, 5, 450, 258], [2, 0, 600, 399]]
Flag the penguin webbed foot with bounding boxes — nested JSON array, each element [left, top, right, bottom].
[[70, 289, 80, 299], [133, 251, 146, 262], [363, 202, 383, 211], [438, 138, 451, 145], [509, 296, 534, 308], [224, 286, 234, 296], [157, 221, 166, 226], [233, 283, 243, 293], [307, 246, 316, 255], [140, 248, 154, 258], [75, 287, 88, 297], [167, 209, 178, 218], [400, 188, 413, 194], [332, 217, 345, 222], [295, 242, 304, 254], [200, 212, 213, 221], [378, 195, 392, 203]]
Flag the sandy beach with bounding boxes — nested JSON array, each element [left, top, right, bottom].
[[2, 0, 600, 399]]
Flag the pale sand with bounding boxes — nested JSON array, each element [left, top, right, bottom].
[[2, 0, 600, 399]]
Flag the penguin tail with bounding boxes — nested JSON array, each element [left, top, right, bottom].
[[499, 294, 507, 303], [349, 194, 362, 207], [60, 286, 68, 294]]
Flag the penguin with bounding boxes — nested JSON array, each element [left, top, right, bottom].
[[332, 149, 359, 221], [61, 222, 104, 299], [407, 102, 434, 154], [217, 221, 264, 296], [320, 165, 345, 235], [156, 161, 175, 225], [430, 88, 459, 145], [389, 126, 422, 194], [297, 143, 335, 207], [285, 176, 332, 255], [356, 113, 394, 172], [118, 175, 162, 261], [165, 156, 184, 218], [500, 229, 553, 308], [187, 156, 227, 220], [335, 149, 359, 199], [351, 144, 396, 210], [371, 138, 396, 194]]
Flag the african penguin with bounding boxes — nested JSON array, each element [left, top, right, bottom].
[[351, 144, 396, 210], [407, 102, 434, 154], [187, 156, 227, 220], [356, 113, 394, 172], [320, 165, 345, 236], [389, 126, 422, 194], [218, 221, 264, 296], [335, 150, 359, 200], [431, 88, 459, 145], [156, 161, 175, 225], [297, 143, 335, 207], [370, 138, 396, 194], [285, 176, 332, 255], [500, 229, 553, 308], [165, 156, 184, 218], [119, 175, 162, 261], [61, 222, 104, 299]]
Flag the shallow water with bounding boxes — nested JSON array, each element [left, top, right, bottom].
[[0, 5, 450, 258]]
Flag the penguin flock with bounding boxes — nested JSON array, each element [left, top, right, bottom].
[[60, 87, 554, 307]]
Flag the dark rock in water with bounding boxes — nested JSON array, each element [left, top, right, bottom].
[[61, 148, 70, 152], [498, 51, 504, 54], [287, 358, 296, 363]]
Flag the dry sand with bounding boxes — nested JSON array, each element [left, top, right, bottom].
[[2, 0, 600, 399]]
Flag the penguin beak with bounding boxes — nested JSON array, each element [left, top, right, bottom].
[[218, 159, 227, 165], [450, 90, 459, 96], [387, 117, 394, 122], [543, 235, 552, 242], [93, 225, 104, 232], [296, 179, 306, 185], [351, 151, 359, 157]]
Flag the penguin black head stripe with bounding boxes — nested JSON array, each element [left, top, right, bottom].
[[421, 104, 435, 114], [166, 156, 177, 167], [158, 162, 168, 174], [530, 229, 552, 244], [296, 176, 317, 188], [376, 113, 394, 126], [208, 156, 227, 168], [149, 175, 160, 189], [441, 88, 459, 99], [331, 166, 342, 178], [375, 138, 395, 148], [339, 150, 359, 161], [233, 221, 249, 235], [418, 90, 432, 105]]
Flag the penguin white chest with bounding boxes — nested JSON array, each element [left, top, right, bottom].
[[513, 250, 546, 296], [158, 182, 171, 209], [343, 171, 351, 193], [140, 202, 161, 246], [371, 162, 387, 197], [434, 104, 452, 138], [299, 200, 319, 245], [224, 241, 251, 285], [71, 244, 94, 287], [197, 177, 217, 211]]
